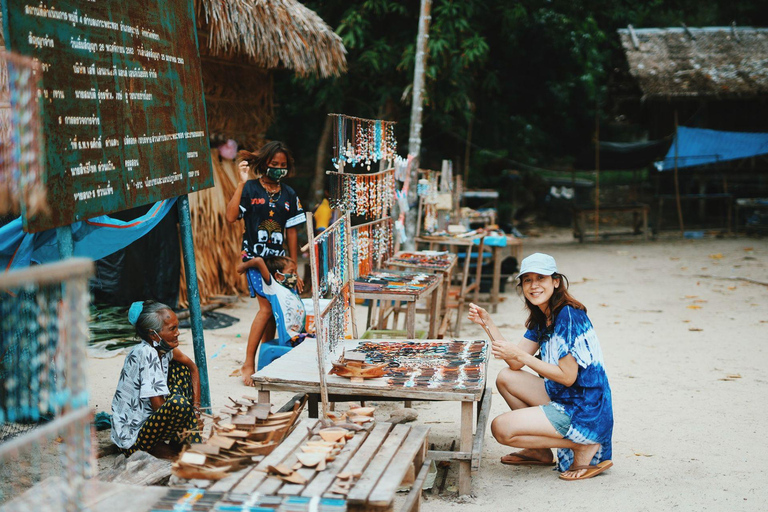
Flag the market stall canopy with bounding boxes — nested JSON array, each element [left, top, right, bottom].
[[618, 26, 768, 99], [655, 126, 768, 171], [195, 0, 347, 78]]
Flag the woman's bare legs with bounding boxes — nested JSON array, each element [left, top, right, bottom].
[[495, 368, 554, 463], [242, 295, 272, 386], [492, 380, 601, 477]]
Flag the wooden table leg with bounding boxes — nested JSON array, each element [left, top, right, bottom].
[[459, 401, 473, 496], [491, 246, 502, 314], [428, 278, 441, 339], [406, 302, 416, 339]]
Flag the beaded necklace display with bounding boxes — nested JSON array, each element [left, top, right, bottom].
[[327, 168, 395, 219], [330, 114, 397, 170]]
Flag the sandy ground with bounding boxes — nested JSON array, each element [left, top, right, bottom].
[[85, 228, 768, 512]]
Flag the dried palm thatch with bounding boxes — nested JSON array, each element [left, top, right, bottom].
[[619, 26, 768, 99], [202, 59, 272, 151], [179, 149, 250, 307], [195, 0, 347, 78]]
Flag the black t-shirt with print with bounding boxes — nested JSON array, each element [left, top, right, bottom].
[[238, 180, 306, 260]]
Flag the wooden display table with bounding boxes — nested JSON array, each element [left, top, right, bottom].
[[417, 234, 523, 317], [386, 251, 458, 337], [354, 270, 443, 339], [252, 338, 493, 496]]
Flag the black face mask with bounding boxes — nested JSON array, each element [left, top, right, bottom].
[[265, 167, 288, 181], [151, 330, 174, 353]]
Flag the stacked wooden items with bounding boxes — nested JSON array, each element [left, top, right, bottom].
[[172, 395, 306, 480]]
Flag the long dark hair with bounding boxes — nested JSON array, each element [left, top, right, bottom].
[[237, 141, 295, 178], [517, 273, 586, 330]]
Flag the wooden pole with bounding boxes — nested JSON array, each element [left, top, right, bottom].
[[177, 194, 211, 409], [405, 0, 432, 250], [345, 212, 358, 339], [673, 111, 685, 236], [305, 212, 329, 418]]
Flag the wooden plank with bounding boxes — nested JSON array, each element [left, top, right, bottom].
[[322, 422, 392, 498], [368, 425, 429, 506], [425, 449, 471, 461], [400, 460, 431, 512], [458, 401, 473, 496], [300, 423, 369, 497], [208, 466, 252, 492], [471, 386, 492, 472], [347, 424, 410, 504], [230, 419, 316, 494]]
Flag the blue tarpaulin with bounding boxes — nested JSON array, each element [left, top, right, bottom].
[[656, 126, 768, 171], [0, 198, 177, 271]]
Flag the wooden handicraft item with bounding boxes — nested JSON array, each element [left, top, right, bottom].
[[171, 395, 306, 480], [329, 350, 387, 383]]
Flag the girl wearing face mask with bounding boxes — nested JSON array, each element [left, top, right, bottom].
[[225, 141, 306, 384], [236, 256, 307, 373], [110, 300, 203, 458], [467, 253, 613, 481]]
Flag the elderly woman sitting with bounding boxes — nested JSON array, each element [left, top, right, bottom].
[[110, 300, 202, 457]]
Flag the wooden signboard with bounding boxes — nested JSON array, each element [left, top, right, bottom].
[[1, 0, 213, 232]]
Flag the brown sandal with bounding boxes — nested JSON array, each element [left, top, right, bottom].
[[559, 460, 613, 480]]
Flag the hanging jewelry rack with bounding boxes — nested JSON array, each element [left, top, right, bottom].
[[305, 212, 357, 418]]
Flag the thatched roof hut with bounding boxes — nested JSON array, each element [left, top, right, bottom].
[[195, 0, 346, 148], [618, 26, 768, 100]]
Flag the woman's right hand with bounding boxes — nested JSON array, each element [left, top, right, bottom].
[[467, 303, 490, 327], [238, 160, 250, 184]]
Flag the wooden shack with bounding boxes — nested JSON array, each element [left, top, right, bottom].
[[615, 26, 768, 230]]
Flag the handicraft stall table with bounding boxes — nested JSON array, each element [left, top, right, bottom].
[[386, 251, 457, 336], [417, 233, 523, 315], [354, 269, 442, 340], [253, 338, 492, 496]]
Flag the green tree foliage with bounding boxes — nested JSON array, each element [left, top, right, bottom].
[[267, 0, 768, 193]]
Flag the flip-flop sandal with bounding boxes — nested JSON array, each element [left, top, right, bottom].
[[559, 460, 613, 480], [500, 452, 556, 466]]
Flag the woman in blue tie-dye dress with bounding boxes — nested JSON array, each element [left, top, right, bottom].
[[468, 253, 613, 481]]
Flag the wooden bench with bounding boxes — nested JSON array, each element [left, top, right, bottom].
[[202, 419, 430, 512], [573, 203, 650, 242], [655, 193, 733, 233]]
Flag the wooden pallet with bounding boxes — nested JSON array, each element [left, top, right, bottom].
[[210, 420, 429, 512]]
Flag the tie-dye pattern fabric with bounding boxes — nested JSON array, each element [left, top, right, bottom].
[[524, 305, 613, 472]]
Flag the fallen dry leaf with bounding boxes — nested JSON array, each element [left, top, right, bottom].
[[681, 266, 688, 270], [728, 286, 737, 290], [693, 299, 708, 303], [688, 328, 703, 332], [599, 303, 609, 307], [670, 257, 680, 261], [727, 373, 742, 379], [687, 305, 702, 310], [709, 253, 723, 259], [634, 453, 653, 457], [743, 247, 753, 252], [685, 295, 698, 299]]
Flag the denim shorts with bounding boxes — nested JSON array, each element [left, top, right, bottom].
[[540, 402, 571, 437]]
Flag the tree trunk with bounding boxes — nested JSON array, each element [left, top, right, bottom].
[[405, 0, 432, 250], [311, 115, 333, 210]]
